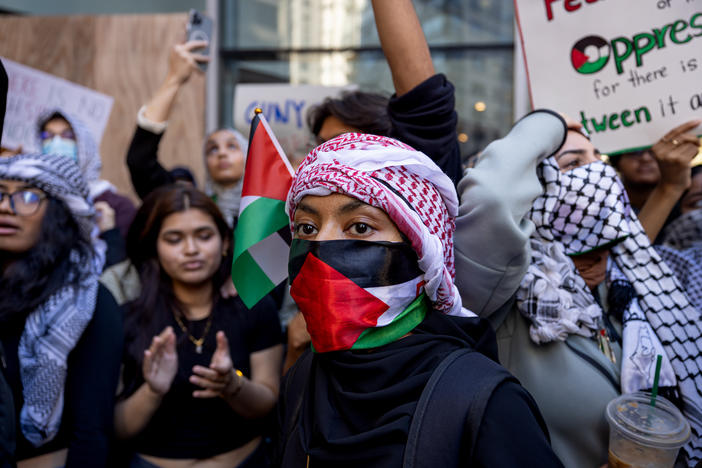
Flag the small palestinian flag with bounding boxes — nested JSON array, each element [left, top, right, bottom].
[[231, 110, 295, 308], [288, 240, 429, 353]]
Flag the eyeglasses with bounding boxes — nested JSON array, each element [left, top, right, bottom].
[[40, 130, 76, 141], [0, 190, 47, 216]]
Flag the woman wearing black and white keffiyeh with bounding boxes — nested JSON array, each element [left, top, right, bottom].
[[510, 124, 702, 467], [0, 152, 123, 467], [453, 111, 702, 468]]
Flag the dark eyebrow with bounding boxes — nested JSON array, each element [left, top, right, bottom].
[[297, 199, 368, 216], [337, 199, 365, 214], [296, 201, 319, 216], [161, 225, 214, 236], [0, 182, 33, 191], [556, 149, 586, 161]]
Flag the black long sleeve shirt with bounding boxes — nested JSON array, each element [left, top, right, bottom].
[[0, 285, 123, 467]]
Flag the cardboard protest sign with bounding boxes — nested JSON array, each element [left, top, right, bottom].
[[1, 57, 114, 152], [234, 83, 354, 162], [514, 0, 702, 154]]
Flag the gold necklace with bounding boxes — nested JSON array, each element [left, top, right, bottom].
[[173, 312, 213, 354]]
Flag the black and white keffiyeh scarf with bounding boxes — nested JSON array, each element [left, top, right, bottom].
[[663, 208, 702, 251], [516, 157, 702, 463], [0, 153, 105, 447]]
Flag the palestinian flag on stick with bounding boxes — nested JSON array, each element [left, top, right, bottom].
[[232, 110, 295, 308]]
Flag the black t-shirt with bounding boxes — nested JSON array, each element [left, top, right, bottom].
[[121, 295, 283, 459]]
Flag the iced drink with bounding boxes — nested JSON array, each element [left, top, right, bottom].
[[605, 392, 689, 468]]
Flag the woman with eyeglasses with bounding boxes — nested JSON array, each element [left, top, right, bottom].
[[0, 153, 123, 467]]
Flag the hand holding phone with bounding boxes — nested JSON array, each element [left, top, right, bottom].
[[167, 40, 210, 85], [186, 9, 213, 72]]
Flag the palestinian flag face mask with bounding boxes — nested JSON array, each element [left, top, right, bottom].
[[288, 239, 429, 353]]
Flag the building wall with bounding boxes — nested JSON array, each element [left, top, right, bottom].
[[0, 13, 206, 200], [0, 0, 204, 15]]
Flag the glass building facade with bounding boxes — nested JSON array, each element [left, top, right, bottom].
[[219, 0, 515, 159]]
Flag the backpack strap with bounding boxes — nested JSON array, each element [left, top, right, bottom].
[[276, 349, 314, 467], [403, 349, 514, 468]]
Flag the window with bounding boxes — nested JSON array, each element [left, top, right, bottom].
[[219, 0, 514, 158]]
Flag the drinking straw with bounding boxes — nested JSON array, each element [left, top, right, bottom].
[[650, 354, 663, 407]]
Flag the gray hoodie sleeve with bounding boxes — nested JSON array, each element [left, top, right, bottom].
[[454, 110, 567, 319]]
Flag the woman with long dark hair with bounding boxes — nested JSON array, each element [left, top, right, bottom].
[[115, 185, 283, 468], [0, 153, 123, 467]]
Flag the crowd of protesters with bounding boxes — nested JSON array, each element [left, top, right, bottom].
[[1, 0, 701, 467]]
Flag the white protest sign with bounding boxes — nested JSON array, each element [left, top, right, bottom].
[[1, 57, 114, 152], [234, 84, 354, 160], [514, 0, 702, 154]]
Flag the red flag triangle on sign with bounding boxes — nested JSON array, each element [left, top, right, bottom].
[[571, 48, 589, 70], [241, 113, 294, 202], [290, 253, 390, 353]]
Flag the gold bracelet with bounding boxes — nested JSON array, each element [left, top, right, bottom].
[[231, 369, 245, 397]]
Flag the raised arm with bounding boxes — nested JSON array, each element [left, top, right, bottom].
[[126, 40, 208, 199], [371, 0, 434, 97], [637, 120, 701, 242], [142, 40, 208, 123], [454, 110, 567, 319]]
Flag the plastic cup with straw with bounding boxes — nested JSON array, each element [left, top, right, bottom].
[[605, 353, 690, 467]]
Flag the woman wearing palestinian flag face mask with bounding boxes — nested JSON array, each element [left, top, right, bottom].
[[492, 126, 702, 467], [276, 133, 564, 467]]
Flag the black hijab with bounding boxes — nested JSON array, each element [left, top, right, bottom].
[[296, 312, 498, 468]]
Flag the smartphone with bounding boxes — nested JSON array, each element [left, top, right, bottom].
[[186, 9, 213, 71]]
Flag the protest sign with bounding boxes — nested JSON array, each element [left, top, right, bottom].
[[514, 0, 702, 154], [1, 57, 114, 152], [234, 83, 354, 162]]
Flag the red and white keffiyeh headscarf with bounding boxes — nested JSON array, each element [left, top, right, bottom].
[[286, 133, 470, 317]]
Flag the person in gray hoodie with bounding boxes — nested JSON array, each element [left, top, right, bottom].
[[454, 112, 702, 467]]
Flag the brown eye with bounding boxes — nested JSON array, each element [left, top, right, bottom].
[[294, 224, 316, 237], [350, 223, 371, 235]]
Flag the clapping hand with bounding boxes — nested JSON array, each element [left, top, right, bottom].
[[143, 326, 178, 396], [191, 331, 240, 398]]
